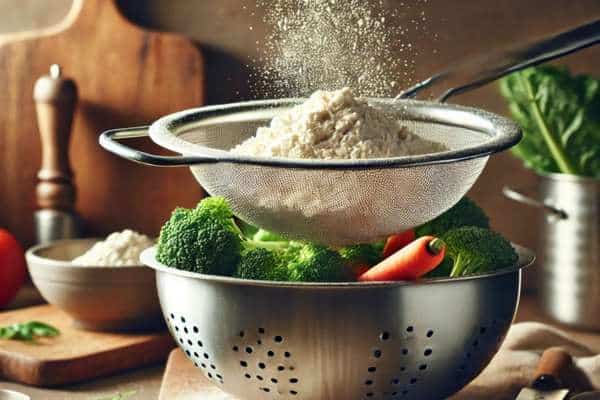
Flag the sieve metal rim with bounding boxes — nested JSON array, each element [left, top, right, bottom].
[[140, 244, 534, 289], [145, 98, 521, 170]]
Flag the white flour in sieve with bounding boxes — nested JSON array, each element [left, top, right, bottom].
[[231, 87, 446, 159]]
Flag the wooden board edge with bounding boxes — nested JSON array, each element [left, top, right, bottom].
[[0, 334, 174, 387]]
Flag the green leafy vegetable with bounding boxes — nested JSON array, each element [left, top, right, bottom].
[[500, 66, 600, 177], [0, 321, 60, 341]]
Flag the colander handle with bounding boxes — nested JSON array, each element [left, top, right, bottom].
[[99, 126, 218, 166], [397, 19, 600, 102]]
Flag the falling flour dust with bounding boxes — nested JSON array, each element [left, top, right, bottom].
[[250, 0, 432, 98]]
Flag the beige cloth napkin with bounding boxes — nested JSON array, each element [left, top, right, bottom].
[[453, 322, 600, 399]]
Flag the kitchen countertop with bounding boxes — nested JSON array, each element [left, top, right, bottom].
[[2, 294, 600, 399]]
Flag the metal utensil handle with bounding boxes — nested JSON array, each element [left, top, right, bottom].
[[531, 347, 572, 390], [503, 186, 568, 219], [99, 126, 218, 166], [397, 19, 600, 102]]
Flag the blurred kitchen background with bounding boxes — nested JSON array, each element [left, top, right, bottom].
[[1, 0, 599, 288]]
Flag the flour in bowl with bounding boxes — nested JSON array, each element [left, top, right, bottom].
[[71, 230, 154, 267], [231, 87, 446, 159]]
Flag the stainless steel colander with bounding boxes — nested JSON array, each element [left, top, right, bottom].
[[141, 245, 534, 400], [99, 99, 519, 245]]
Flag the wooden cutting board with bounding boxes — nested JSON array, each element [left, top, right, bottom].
[[159, 348, 235, 400], [0, 304, 174, 387], [0, 0, 205, 247]]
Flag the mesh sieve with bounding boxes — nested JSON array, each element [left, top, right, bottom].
[[100, 98, 520, 245]]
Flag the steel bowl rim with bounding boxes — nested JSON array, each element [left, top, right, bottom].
[[141, 244, 534, 289], [147, 97, 522, 170]]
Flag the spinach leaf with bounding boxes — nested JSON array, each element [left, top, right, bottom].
[[499, 66, 600, 178]]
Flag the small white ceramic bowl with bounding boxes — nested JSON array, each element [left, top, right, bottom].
[[26, 239, 162, 331]]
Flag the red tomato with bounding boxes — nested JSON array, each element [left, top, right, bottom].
[[0, 229, 27, 307]]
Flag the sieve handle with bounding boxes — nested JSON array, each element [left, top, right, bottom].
[[502, 186, 568, 219], [99, 126, 218, 166], [397, 19, 600, 102]]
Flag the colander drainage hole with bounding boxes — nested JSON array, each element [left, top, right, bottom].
[[245, 346, 253, 354], [373, 349, 382, 358], [391, 378, 400, 385], [258, 327, 265, 334], [426, 330, 434, 338], [406, 326, 414, 332], [290, 378, 298, 383], [368, 367, 376, 373], [267, 350, 275, 357], [290, 390, 297, 395], [258, 362, 266, 369], [380, 331, 390, 341], [424, 348, 432, 356], [274, 335, 283, 343]]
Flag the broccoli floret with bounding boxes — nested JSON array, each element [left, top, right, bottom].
[[440, 226, 518, 277], [157, 197, 356, 282], [287, 243, 347, 282], [415, 197, 490, 237], [235, 248, 289, 281], [156, 198, 243, 275], [339, 244, 382, 266]]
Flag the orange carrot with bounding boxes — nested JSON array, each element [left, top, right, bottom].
[[382, 230, 416, 258], [359, 236, 445, 282]]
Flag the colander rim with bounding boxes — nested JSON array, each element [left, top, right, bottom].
[[140, 244, 534, 289], [147, 97, 522, 170]]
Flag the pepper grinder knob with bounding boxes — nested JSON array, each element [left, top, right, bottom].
[[34, 64, 78, 210]]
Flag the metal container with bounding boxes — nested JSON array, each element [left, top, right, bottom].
[[141, 246, 534, 400], [504, 173, 599, 330]]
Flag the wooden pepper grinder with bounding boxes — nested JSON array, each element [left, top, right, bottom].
[[33, 64, 82, 244]]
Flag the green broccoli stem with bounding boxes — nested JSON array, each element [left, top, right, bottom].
[[243, 240, 290, 252], [449, 254, 465, 278], [516, 71, 579, 175]]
